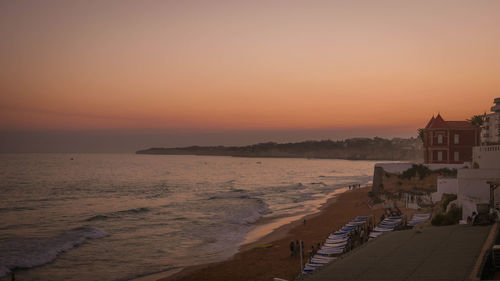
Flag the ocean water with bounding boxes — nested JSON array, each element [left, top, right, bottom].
[[0, 154, 375, 281]]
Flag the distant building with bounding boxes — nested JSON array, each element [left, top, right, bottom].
[[481, 97, 500, 145], [423, 114, 480, 164]]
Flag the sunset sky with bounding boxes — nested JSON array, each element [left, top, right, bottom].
[[1, 1, 500, 152]]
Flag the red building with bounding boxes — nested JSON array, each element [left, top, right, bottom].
[[423, 114, 480, 164]]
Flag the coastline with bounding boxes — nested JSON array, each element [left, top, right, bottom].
[[157, 186, 396, 281]]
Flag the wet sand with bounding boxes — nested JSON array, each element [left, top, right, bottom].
[[158, 186, 410, 281]]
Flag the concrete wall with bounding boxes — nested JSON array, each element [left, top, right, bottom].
[[432, 177, 458, 202], [473, 145, 500, 169], [425, 163, 470, 170], [372, 166, 384, 193], [372, 162, 466, 194]]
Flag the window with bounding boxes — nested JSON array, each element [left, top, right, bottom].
[[437, 151, 443, 161], [438, 134, 443, 144], [454, 134, 459, 144], [454, 151, 459, 161]]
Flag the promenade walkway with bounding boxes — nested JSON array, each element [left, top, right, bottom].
[[301, 224, 491, 281]]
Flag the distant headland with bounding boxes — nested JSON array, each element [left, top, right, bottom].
[[136, 137, 423, 161]]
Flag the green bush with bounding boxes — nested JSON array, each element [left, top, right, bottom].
[[431, 206, 462, 226], [399, 164, 432, 180], [434, 168, 458, 178]]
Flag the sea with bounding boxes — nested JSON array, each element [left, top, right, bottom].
[[0, 154, 376, 281]]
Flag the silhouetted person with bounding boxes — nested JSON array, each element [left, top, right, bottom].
[[289, 241, 295, 257], [472, 212, 478, 225]]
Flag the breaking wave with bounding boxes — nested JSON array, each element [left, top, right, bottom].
[[202, 190, 271, 225], [0, 226, 108, 277], [85, 207, 151, 221]]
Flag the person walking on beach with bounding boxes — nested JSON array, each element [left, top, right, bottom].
[[290, 241, 295, 257], [301, 241, 305, 256]]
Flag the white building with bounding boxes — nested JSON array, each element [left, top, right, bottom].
[[456, 145, 500, 220], [481, 97, 500, 145], [431, 177, 458, 203]]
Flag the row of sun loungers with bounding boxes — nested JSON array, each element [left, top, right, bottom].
[[302, 214, 431, 275], [303, 216, 371, 274], [369, 213, 431, 239], [368, 215, 404, 239]]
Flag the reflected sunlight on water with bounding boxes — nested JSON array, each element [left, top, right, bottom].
[[0, 154, 375, 281]]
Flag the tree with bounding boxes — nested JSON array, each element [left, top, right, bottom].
[[467, 115, 483, 126], [417, 128, 424, 142]]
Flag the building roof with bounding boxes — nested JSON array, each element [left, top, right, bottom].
[[302, 225, 491, 281], [424, 115, 435, 129], [425, 114, 475, 129], [446, 121, 476, 128]]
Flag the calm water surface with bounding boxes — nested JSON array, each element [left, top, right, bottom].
[[0, 154, 375, 281]]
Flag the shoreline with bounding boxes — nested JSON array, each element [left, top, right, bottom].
[[129, 186, 350, 281], [157, 185, 394, 281], [238, 186, 349, 251]]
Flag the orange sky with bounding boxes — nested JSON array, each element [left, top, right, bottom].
[[1, 0, 500, 133]]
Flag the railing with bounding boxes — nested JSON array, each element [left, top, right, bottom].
[[478, 145, 500, 152]]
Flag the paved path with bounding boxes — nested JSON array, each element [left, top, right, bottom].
[[302, 225, 491, 281]]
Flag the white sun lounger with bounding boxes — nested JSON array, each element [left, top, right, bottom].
[[323, 241, 346, 247], [311, 255, 337, 261], [310, 258, 332, 264]]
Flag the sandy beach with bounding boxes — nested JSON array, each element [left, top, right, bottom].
[[159, 186, 414, 281]]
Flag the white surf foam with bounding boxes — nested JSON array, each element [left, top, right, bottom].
[[0, 226, 108, 277]]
